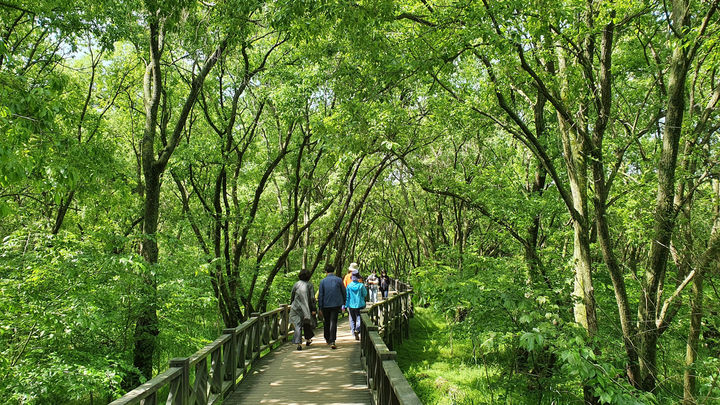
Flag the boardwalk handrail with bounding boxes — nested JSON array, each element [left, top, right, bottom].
[[360, 277, 422, 405], [109, 305, 291, 405], [110, 277, 421, 405]]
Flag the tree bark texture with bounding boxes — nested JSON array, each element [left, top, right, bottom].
[[132, 13, 227, 381], [556, 67, 597, 339], [133, 17, 163, 383], [684, 181, 720, 403], [638, 0, 691, 391]]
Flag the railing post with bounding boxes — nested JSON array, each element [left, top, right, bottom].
[[169, 357, 189, 405], [251, 312, 261, 358], [211, 347, 222, 395], [360, 308, 370, 321], [223, 328, 238, 391], [387, 300, 394, 351], [359, 309, 370, 358], [236, 325, 247, 379], [281, 304, 290, 342], [408, 288, 415, 318], [394, 297, 401, 345], [273, 307, 281, 342], [263, 312, 271, 345], [378, 350, 397, 405], [402, 294, 410, 340], [246, 314, 258, 362], [195, 357, 209, 405]]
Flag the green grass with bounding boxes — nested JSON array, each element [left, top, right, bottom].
[[396, 307, 503, 405], [395, 307, 584, 405]]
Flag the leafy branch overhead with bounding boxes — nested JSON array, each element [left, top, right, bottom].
[[1, 0, 720, 404]]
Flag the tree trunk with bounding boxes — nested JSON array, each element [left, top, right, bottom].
[[134, 167, 161, 380], [556, 88, 597, 338], [556, 38, 597, 402], [524, 90, 549, 289], [213, 167, 242, 327], [684, 181, 720, 403], [132, 17, 163, 383], [51, 189, 75, 234], [682, 229, 720, 403], [683, 272, 703, 405], [638, 0, 691, 390], [594, 198, 640, 384], [587, 15, 642, 386], [131, 13, 227, 382], [302, 205, 310, 270]]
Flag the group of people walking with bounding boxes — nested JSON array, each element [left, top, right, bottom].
[[288, 262, 391, 350], [364, 268, 391, 303]]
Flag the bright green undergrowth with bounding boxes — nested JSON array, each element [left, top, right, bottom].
[[0, 231, 225, 404], [396, 307, 498, 404], [396, 306, 608, 404], [393, 253, 719, 405]]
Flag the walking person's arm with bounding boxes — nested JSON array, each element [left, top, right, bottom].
[[317, 281, 324, 310], [308, 284, 317, 314], [341, 282, 347, 311]]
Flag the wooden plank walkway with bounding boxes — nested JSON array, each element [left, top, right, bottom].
[[224, 317, 372, 405]]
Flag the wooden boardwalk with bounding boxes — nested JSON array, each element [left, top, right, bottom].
[[224, 317, 372, 405]]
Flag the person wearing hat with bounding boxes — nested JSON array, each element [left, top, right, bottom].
[[317, 264, 346, 349], [344, 262, 362, 287], [345, 268, 368, 340]]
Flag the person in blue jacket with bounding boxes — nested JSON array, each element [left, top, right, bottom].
[[345, 269, 368, 340], [317, 264, 346, 349]]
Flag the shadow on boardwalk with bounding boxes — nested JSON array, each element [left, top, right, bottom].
[[224, 317, 372, 405]]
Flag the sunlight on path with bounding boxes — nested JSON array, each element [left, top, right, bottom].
[[224, 317, 371, 405]]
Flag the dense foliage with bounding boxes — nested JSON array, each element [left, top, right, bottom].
[[1, 0, 719, 403]]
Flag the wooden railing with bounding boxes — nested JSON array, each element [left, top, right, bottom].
[[360, 278, 422, 405], [109, 305, 291, 405], [110, 277, 421, 405]]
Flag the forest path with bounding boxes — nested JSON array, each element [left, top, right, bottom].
[[224, 317, 372, 404]]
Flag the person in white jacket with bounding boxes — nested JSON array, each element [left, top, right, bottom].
[[365, 270, 379, 304]]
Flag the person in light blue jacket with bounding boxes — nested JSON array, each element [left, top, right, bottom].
[[345, 269, 368, 340]]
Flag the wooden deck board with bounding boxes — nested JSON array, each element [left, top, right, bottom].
[[224, 317, 372, 405]]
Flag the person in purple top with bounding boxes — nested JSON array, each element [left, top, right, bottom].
[[317, 264, 346, 349]]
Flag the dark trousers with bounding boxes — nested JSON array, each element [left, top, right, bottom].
[[321, 307, 340, 344]]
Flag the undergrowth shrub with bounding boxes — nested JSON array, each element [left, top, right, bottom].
[[404, 256, 657, 404]]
